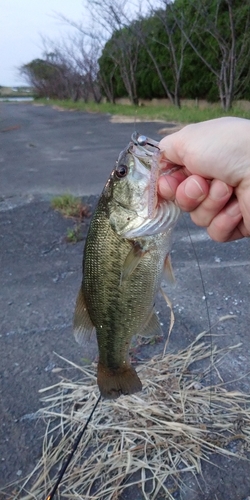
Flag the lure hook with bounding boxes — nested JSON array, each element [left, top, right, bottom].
[[131, 132, 160, 153]]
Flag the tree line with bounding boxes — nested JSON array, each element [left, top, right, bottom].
[[20, 0, 250, 111]]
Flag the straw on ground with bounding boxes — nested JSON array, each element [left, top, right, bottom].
[[7, 327, 250, 500]]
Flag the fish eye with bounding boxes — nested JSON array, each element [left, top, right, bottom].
[[115, 164, 128, 179]]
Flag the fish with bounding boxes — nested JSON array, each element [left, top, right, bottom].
[[73, 132, 181, 399]]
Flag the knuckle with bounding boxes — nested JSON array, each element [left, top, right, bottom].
[[207, 230, 228, 242], [190, 212, 210, 227]]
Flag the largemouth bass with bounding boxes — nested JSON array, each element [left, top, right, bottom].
[[74, 133, 180, 399]]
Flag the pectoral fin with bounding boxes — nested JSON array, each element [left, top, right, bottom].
[[73, 287, 96, 344], [163, 254, 175, 283], [120, 242, 147, 283], [138, 309, 163, 337]]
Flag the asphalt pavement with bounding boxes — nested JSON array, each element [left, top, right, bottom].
[[0, 102, 250, 499]]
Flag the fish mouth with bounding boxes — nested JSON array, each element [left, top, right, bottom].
[[130, 132, 181, 219], [119, 132, 181, 238], [130, 132, 160, 155], [130, 131, 180, 175], [113, 132, 181, 239], [128, 132, 160, 170], [130, 133, 161, 219]]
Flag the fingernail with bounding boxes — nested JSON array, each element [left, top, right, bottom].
[[210, 181, 229, 200], [184, 178, 204, 199], [226, 200, 241, 217]]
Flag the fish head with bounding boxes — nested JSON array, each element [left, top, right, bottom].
[[103, 135, 181, 238], [105, 142, 151, 217]]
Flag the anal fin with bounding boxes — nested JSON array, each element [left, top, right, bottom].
[[164, 254, 175, 283], [138, 309, 163, 338], [73, 287, 96, 345]]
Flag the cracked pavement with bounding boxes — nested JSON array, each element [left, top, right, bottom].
[[0, 102, 250, 499]]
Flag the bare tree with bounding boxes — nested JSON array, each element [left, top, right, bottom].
[[131, 1, 188, 107], [20, 59, 51, 97], [133, 16, 177, 105], [44, 34, 103, 102], [62, 35, 102, 103], [43, 46, 83, 101], [169, 0, 250, 110], [98, 62, 117, 104], [20, 50, 80, 100], [150, 1, 188, 108], [103, 29, 140, 105], [92, 0, 187, 107], [89, 0, 141, 104]]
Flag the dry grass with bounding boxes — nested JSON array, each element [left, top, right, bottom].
[[6, 324, 250, 500]]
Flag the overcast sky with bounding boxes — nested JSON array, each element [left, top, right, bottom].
[[1, 0, 90, 86]]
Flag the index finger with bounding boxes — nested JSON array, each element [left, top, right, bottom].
[[158, 170, 187, 200], [159, 133, 186, 167]]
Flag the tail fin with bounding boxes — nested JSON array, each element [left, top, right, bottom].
[[97, 362, 142, 399]]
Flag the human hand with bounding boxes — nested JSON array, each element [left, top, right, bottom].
[[158, 117, 250, 241]]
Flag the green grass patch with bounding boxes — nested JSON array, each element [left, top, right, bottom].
[[51, 194, 90, 244], [35, 98, 250, 123], [66, 224, 84, 243], [51, 194, 87, 218]]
